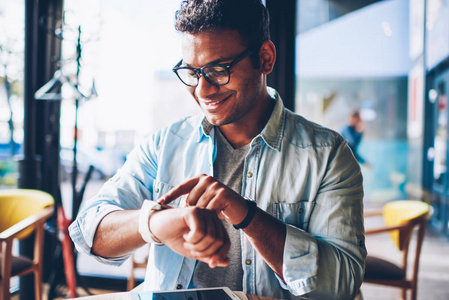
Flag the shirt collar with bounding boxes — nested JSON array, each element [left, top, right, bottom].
[[196, 87, 285, 151], [259, 87, 285, 152]]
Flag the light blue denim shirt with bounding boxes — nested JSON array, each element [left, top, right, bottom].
[[69, 88, 366, 300]]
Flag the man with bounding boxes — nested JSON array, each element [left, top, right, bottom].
[[69, 0, 366, 299], [340, 109, 371, 167]]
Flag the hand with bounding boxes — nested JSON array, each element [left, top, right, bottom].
[[159, 174, 248, 226], [149, 206, 230, 268]]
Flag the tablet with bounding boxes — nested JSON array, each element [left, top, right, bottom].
[[132, 287, 242, 300]]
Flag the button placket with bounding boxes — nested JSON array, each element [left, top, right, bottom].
[[241, 140, 259, 294], [244, 144, 260, 199]]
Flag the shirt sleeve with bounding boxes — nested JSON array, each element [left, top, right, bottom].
[[69, 139, 160, 265], [281, 138, 366, 299]]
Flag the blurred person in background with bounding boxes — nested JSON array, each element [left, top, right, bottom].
[[341, 109, 371, 168]]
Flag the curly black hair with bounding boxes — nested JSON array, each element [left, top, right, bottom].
[[174, 0, 270, 67]]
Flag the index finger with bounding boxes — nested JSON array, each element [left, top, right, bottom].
[[158, 176, 201, 204]]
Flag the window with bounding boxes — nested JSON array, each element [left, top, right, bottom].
[[296, 0, 410, 201], [0, 0, 24, 188], [60, 0, 199, 279]]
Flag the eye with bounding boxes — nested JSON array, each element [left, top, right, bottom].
[[186, 68, 197, 77], [204, 66, 228, 77]]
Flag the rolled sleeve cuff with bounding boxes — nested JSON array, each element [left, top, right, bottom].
[[68, 204, 131, 266], [281, 224, 319, 296]]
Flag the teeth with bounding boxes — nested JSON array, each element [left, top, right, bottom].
[[205, 99, 223, 105]]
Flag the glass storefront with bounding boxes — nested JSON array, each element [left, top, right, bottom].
[[423, 0, 449, 236], [0, 0, 24, 189], [296, 0, 410, 202], [56, 0, 201, 280]]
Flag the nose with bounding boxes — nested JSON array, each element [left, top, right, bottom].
[[195, 74, 218, 99]]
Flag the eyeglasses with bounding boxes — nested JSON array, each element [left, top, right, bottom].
[[172, 48, 255, 87]]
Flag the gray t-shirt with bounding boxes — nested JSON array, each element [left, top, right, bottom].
[[190, 128, 249, 290]]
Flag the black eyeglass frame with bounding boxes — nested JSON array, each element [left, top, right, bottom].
[[172, 48, 256, 87]]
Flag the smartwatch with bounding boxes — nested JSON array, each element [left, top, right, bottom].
[[139, 200, 172, 245]]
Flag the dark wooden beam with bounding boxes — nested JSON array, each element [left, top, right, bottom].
[[21, 0, 63, 299], [266, 0, 296, 111]]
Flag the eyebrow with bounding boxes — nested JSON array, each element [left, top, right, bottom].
[[182, 55, 236, 68]]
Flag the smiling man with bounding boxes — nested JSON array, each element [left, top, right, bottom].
[[69, 1, 366, 299]]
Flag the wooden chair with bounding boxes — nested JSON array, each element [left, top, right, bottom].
[[0, 189, 54, 300], [127, 246, 149, 291], [363, 200, 432, 300]]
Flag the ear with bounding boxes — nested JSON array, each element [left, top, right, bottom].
[[259, 40, 276, 75]]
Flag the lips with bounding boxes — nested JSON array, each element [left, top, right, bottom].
[[200, 94, 231, 111]]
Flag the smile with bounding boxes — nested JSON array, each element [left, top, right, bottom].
[[200, 94, 231, 111]]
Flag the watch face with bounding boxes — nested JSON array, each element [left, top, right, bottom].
[[151, 203, 172, 211]]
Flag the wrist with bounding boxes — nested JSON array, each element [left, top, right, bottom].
[[233, 197, 257, 230], [139, 200, 171, 244]]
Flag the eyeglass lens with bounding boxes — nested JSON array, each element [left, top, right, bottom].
[[176, 65, 230, 87]]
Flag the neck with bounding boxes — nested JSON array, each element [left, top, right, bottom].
[[219, 94, 275, 149]]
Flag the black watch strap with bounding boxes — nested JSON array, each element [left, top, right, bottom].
[[233, 198, 257, 230]]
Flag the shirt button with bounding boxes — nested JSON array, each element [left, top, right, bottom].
[[176, 284, 183, 289], [245, 259, 252, 265], [155, 188, 160, 193], [298, 208, 304, 213], [247, 172, 253, 178]]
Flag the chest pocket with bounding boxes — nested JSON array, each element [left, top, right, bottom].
[[153, 180, 183, 208], [271, 201, 314, 230]]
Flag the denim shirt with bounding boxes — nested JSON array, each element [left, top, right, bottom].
[[69, 88, 366, 300]]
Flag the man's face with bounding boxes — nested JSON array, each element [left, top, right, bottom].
[[350, 113, 362, 127], [181, 30, 264, 127]]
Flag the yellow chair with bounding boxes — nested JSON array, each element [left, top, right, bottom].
[[0, 189, 54, 300], [363, 200, 432, 300]]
